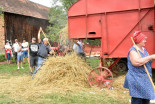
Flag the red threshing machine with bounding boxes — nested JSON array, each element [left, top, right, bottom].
[[68, 0, 155, 89]]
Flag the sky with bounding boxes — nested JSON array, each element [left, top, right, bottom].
[[29, 0, 61, 7]]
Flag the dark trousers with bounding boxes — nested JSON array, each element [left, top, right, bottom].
[[77, 53, 86, 61], [13, 52, 17, 64], [131, 97, 150, 104]]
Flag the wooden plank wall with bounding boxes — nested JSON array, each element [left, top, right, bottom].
[[4, 12, 49, 43], [0, 14, 5, 53]]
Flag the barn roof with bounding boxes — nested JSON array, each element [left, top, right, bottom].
[[0, 0, 50, 20]]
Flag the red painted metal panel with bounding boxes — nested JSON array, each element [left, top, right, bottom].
[[141, 0, 154, 8], [101, 10, 140, 57], [68, 0, 86, 16], [140, 10, 154, 55], [87, 0, 139, 14], [68, 0, 155, 68], [69, 14, 102, 39], [68, 16, 86, 38], [104, 9, 154, 58], [152, 62, 155, 68], [87, 14, 102, 38], [68, 0, 154, 16], [83, 44, 101, 56]]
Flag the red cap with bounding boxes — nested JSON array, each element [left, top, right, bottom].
[[133, 31, 147, 44]]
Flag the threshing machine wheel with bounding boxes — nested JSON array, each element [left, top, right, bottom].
[[88, 67, 113, 89]]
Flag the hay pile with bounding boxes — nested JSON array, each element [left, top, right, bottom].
[[0, 53, 92, 98], [32, 53, 92, 90]]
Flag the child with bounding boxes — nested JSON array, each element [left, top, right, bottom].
[[17, 42, 24, 69], [5, 40, 12, 65]]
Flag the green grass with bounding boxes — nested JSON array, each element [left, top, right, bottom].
[[0, 62, 30, 76], [0, 54, 6, 62], [41, 92, 125, 104], [0, 91, 125, 104], [86, 57, 100, 68]]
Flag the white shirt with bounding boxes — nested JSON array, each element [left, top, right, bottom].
[[12, 42, 19, 52], [5, 44, 11, 53], [73, 41, 84, 53], [22, 42, 28, 51], [5, 44, 11, 50]]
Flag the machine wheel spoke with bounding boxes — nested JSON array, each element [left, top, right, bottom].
[[88, 67, 113, 89], [89, 80, 98, 86]]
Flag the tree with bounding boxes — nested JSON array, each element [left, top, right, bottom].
[[59, 0, 77, 11], [47, 5, 67, 42], [53, 0, 77, 11], [47, 0, 77, 42]]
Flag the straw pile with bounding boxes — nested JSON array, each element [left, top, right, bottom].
[[0, 53, 93, 98], [32, 53, 92, 90]]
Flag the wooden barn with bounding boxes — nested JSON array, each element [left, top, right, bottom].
[[0, 0, 50, 50]]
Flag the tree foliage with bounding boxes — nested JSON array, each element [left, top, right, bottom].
[[59, 0, 77, 11], [47, 0, 77, 42], [53, 0, 77, 11], [47, 5, 67, 42], [47, 0, 101, 46]]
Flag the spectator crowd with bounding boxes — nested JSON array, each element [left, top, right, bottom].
[[4, 27, 85, 75], [4, 28, 54, 75]]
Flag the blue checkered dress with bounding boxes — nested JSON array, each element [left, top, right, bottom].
[[124, 46, 155, 100]]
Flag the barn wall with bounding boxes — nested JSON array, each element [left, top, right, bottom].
[[0, 14, 5, 53], [4, 12, 49, 44]]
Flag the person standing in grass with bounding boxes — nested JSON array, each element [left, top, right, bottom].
[[12, 39, 19, 64], [17, 42, 24, 69], [124, 31, 155, 104], [5, 40, 12, 65], [33, 27, 53, 75], [29, 37, 39, 74], [22, 39, 29, 64]]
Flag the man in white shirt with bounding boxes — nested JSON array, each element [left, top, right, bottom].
[[22, 39, 29, 64], [12, 39, 19, 64]]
